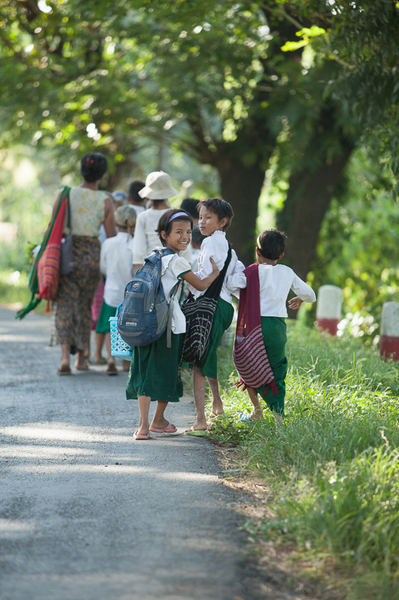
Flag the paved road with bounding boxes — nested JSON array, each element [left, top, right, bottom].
[[0, 306, 266, 600]]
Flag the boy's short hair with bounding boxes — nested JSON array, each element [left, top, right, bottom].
[[128, 180, 145, 203], [180, 198, 200, 219], [199, 198, 234, 231], [258, 229, 287, 260], [156, 208, 193, 247], [191, 224, 206, 247]]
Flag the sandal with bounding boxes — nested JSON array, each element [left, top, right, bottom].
[[106, 363, 118, 376], [133, 430, 151, 440], [57, 364, 71, 376]]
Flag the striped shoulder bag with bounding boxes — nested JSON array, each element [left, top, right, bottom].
[[233, 263, 278, 396]]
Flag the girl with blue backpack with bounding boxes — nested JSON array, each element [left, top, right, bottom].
[[126, 208, 219, 440]]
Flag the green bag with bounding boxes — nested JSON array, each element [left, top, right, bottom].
[[16, 187, 70, 320]]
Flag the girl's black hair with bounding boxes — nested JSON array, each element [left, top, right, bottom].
[[258, 229, 287, 260], [156, 208, 193, 246], [80, 153, 108, 183], [199, 198, 234, 231]]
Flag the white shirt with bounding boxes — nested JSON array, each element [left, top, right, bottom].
[[161, 253, 191, 333], [130, 204, 146, 217], [132, 208, 192, 265], [190, 247, 201, 273], [188, 230, 245, 304], [100, 232, 134, 308], [230, 263, 316, 317]]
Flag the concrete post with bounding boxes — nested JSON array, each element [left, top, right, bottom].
[[380, 302, 399, 361], [315, 285, 343, 335]]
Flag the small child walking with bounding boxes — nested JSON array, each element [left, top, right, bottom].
[[232, 229, 316, 421], [186, 198, 245, 435], [96, 205, 137, 375], [126, 208, 220, 440]]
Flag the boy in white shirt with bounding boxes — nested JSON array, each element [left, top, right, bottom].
[[97, 205, 136, 374], [230, 229, 316, 421], [127, 180, 146, 216]]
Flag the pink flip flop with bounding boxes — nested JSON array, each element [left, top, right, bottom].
[[133, 431, 151, 440], [149, 421, 177, 434]]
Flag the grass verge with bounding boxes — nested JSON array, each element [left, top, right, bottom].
[[0, 269, 48, 315], [209, 322, 399, 599]]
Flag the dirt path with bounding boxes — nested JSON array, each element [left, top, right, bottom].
[[0, 306, 302, 600]]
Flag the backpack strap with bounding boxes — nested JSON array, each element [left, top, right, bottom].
[[166, 279, 183, 348]]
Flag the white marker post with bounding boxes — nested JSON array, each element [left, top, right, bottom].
[[380, 302, 399, 361], [315, 285, 343, 336]]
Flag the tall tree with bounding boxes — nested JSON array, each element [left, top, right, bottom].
[[1, 0, 397, 270]]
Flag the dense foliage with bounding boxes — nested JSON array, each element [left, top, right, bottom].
[[211, 322, 399, 598]]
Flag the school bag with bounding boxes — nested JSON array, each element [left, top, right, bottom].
[[181, 245, 232, 366], [233, 263, 278, 396], [117, 248, 175, 347]]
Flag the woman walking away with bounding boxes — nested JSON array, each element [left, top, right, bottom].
[[126, 208, 219, 440], [55, 153, 116, 375]]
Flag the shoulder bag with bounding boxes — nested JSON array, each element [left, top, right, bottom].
[[181, 245, 232, 366], [60, 188, 73, 275], [233, 263, 278, 396]]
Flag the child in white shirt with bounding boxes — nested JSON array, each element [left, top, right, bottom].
[[230, 229, 316, 421], [97, 205, 136, 374]]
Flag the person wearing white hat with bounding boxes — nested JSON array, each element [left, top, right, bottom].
[[132, 171, 192, 270]]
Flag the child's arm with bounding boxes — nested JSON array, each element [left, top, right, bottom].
[[288, 296, 303, 310], [132, 213, 146, 271], [181, 258, 219, 291], [290, 273, 316, 304], [100, 244, 107, 276]]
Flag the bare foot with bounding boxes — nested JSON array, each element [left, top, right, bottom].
[[190, 420, 207, 431], [74, 359, 89, 370], [250, 409, 264, 420]]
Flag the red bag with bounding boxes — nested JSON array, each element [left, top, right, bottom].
[[233, 263, 278, 396], [37, 196, 67, 312]]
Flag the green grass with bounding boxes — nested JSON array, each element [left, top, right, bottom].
[[0, 268, 48, 315], [211, 322, 399, 599]]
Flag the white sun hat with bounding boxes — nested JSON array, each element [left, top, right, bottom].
[[138, 171, 179, 200]]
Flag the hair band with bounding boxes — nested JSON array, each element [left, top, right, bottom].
[[256, 235, 262, 250], [168, 211, 190, 223]]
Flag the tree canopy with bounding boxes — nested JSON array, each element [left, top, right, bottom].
[[1, 0, 398, 271]]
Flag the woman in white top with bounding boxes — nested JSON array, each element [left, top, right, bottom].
[[54, 153, 116, 375], [132, 171, 191, 270]]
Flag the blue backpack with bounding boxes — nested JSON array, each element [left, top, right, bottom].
[[117, 248, 175, 347]]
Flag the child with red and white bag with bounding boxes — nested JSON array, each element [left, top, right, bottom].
[[230, 229, 316, 421]]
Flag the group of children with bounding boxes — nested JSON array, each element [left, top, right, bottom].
[[97, 169, 316, 439]]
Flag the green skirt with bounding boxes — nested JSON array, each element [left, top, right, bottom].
[[126, 329, 183, 403], [200, 298, 234, 379], [96, 301, 116, 334], [257, 317, 287, 416]]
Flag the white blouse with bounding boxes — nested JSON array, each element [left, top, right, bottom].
[[161, 253, 191, 334], [187, 230, 245, 304], [229, 263, 316, 318]]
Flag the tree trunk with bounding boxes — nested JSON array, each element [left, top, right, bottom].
[[278, 142, 354, 282], [217, 159, 266, 267]]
